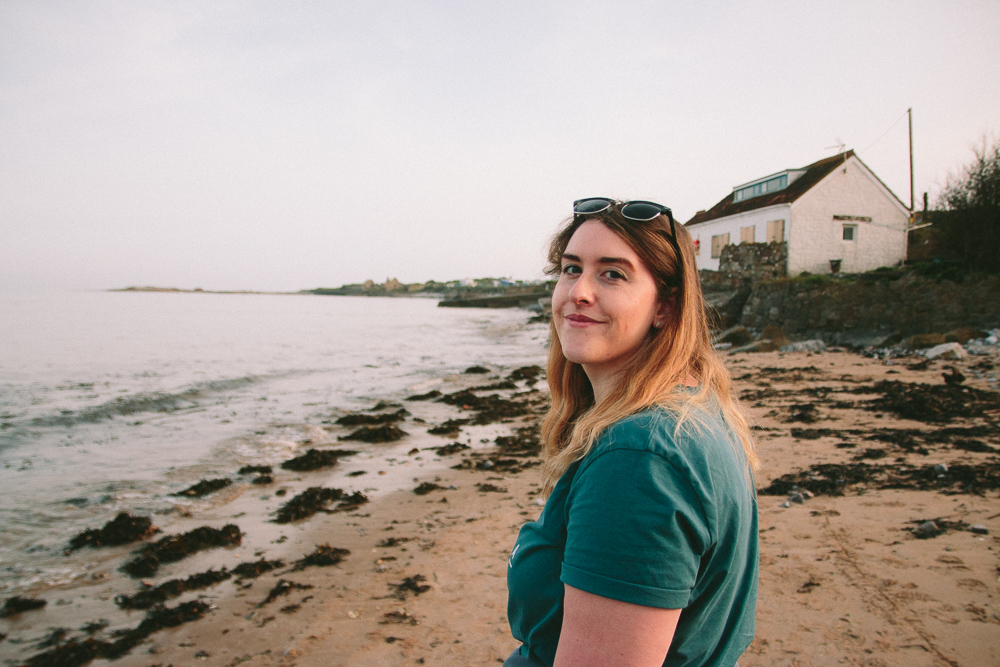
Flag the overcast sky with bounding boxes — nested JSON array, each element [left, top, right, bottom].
[[2, 1, 998, 292]]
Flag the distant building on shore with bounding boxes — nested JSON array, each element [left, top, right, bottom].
[[685, 150, 910, 275]]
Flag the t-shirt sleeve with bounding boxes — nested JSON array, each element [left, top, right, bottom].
[[560, 447, 711, 609]]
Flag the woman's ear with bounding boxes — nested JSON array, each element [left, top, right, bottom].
[[653, 290, 675, 329]]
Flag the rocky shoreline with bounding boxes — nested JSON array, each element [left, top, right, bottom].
[[3, 342, 1000, 666]]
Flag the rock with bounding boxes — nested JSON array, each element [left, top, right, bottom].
[[789, 493, 805, 504], [901, 333, 947, 350], [761, 325, 790, 348], [829, 330, 896, 349], [970, 524, 989, 535], [781, 339, 827, 353], [914, 520, 943, 539], [923, 342, 967, 361], [934, 463, 948, 474], [717, 326, 753, 347], [944, 327, 988, 344]]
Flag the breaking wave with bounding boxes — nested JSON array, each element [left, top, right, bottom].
[[29, 376, 260, 427]]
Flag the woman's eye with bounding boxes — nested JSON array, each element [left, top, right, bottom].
[[603, 269, 625, 281], [561, 264, 581, 275]]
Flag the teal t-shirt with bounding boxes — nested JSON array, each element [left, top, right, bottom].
[[507, 406, 758, 667]]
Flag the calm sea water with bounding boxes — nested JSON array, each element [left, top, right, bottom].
[[0, 291, 547, 596]]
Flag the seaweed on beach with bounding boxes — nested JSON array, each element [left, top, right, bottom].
[[66, 513, 159, 553], [335, 408, 408, 427], [406, 390, 442, 401], [238, 465, 272, 475], [494, 425, 542, 457], [273, 486, 343, 523], [340, 424, 408, 442], [21, 601, 210, 667], [279, 448, 357, 472], [115, 568, 232, 609], [337, 490, 369, 510], [258, 580, 313, 607], [232, 557, 285, 580], [433, 442, 470, 456], [452, 456, 538, 473], [252, 473, 274, 485], [857, 380, 1000, 423], [171, 477, 232, 498], [0, 595, 46, 617], [464, 366, 490, 374], [413, 482, 444, 495], [121, 525, 241, 578], [387, 575, 430, 600], [509, 365, 543, 384], [470, 379, 518, 391], [476, 483, 508, 493], [760, 460, 1000, 497], [438, 389, 531, 424], [287, 544, 350, 572], [427, 418, 469, 437]]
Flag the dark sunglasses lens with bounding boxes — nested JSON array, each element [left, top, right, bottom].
[[573, 198, 613, 215], [620, 202, 664, 221]]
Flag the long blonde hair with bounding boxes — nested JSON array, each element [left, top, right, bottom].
[[540, 206, 759, 496]]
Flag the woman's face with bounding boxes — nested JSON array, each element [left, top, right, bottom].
[[552, 219, 667, 383]]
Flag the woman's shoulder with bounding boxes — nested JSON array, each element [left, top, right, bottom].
[[593, 404, 733, 462]]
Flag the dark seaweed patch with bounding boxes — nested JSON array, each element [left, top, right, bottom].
[[438, 390, 531, 424], [273, 487, 343, 523], [508, 365, 543, 383], [784, 404, 819, 423], [0, 595, 46, 617], [494, 425, 541, 457], [287, 544, 350, 572], [433, 442, 470, 456], [115, 568, 231, 609], [427, 418, 469, 437], [231, 558, 284, 579], [259, 580, 313, 607], [121, 525, 241, 578], [859, 380, 1000, 423], [406, 390, 442, 401], [463, 366, 490, 374], [475, 483, 507, 493], [66, 513, 158, 553], [387, 575, 430, 600], [760, 460, 1000, 497], [21, 601, 210, 667], [238, 465, 272, 475], [339, 424, 408, 442], [172, 477, 232, 498], [252, 474, 274, 485], [335, 408, 407, 427], [413, 482, 444, 495], [280, 448, 357, 472]]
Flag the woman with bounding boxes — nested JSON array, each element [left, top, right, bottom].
[[505, 198, 759, 667]]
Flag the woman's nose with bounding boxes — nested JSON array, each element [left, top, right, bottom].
[[568, 274, 593, 304]]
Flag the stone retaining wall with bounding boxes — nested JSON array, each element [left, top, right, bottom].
[[740, 272, 1000, 337]]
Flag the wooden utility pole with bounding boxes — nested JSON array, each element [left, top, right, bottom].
[[908, 108, 915, 215]]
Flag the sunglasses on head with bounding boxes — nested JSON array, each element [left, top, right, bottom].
[[573, 197, 680, 257]]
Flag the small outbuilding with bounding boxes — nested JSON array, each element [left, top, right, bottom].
[[684, 150, 910, 275]]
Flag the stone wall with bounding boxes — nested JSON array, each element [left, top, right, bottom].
[[740, 271, 1000, 337], [718, 241, 788, 281]]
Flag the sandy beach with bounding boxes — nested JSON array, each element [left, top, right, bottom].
[[4, 346, 1000, 667]]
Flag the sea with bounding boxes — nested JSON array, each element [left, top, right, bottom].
[[0, 290, 548, 598]]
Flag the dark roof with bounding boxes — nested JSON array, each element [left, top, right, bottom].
[[684, 150, 855, 226]]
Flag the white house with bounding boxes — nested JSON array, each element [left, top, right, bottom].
[[684, 150, 910, 274]]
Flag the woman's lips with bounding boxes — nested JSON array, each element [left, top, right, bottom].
[[565, 313, 601, 326]]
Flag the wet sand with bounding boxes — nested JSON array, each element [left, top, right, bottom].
[[3, 350, 1000, 667]]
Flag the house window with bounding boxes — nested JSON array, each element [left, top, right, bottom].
[[843, 224, 857, 241], [733, 174, 789, 202], [711, 233, 730, 258], [766, 219, 784, 243], [740, 226, 755, 244]]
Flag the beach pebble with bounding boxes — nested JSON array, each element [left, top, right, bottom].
[[780, 501, 791, 508], [934, 463, 948, 474], [781, 339, 827, 353], [923, 342, 967, 360], [914, 520, 943, 539], [789, 493, 805, 504], [970, 524, 989, 535]]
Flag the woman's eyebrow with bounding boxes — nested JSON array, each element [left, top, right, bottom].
[[562, 253, 635, 269]]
